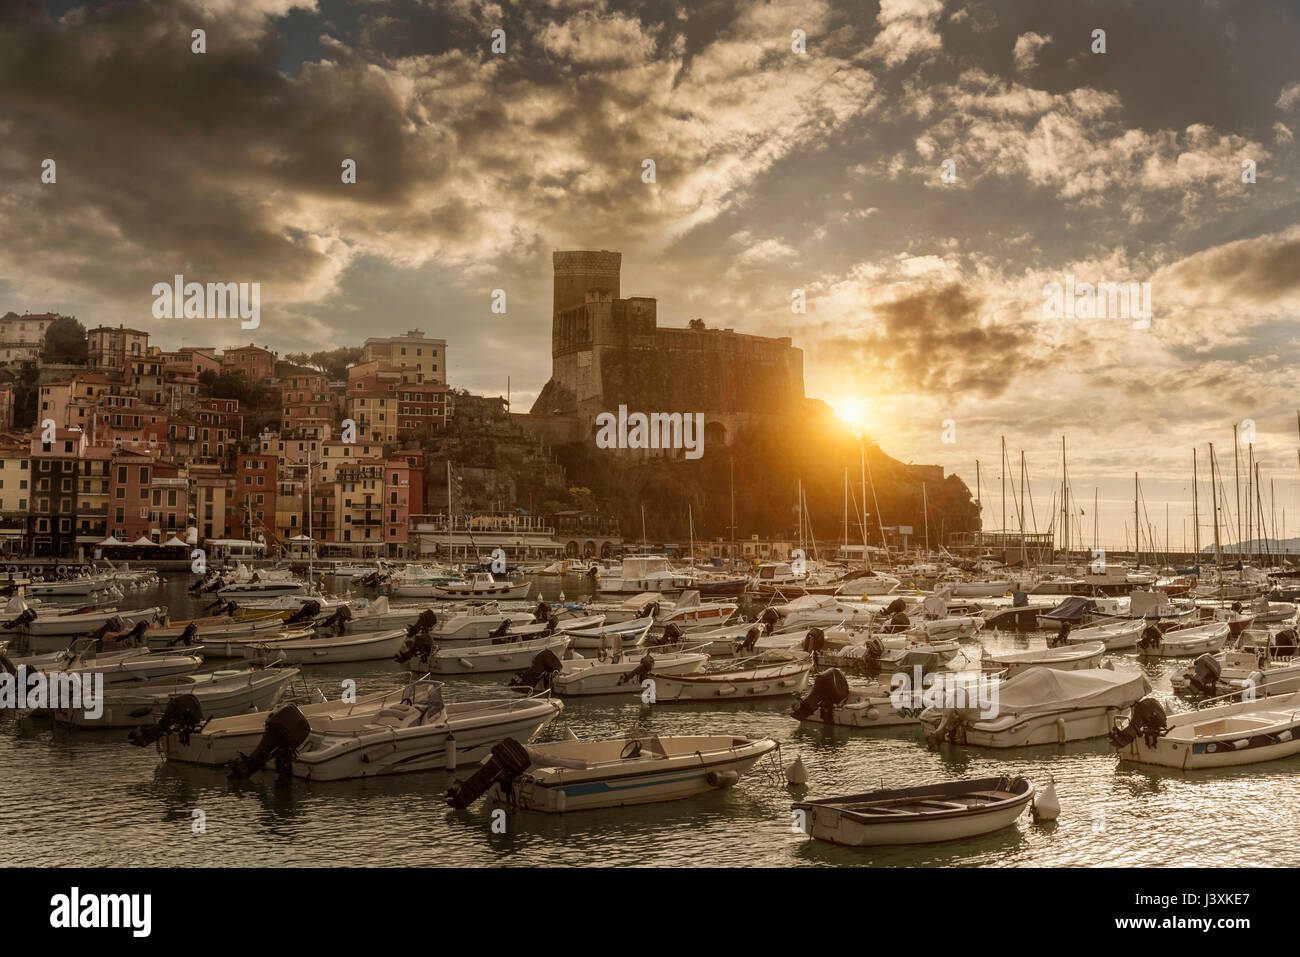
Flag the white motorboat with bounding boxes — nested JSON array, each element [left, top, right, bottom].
[[312, 596, 438, 636], [833, 573, 901, 596], [428, 573, 533, 601], [646, 652, 814, 702], [654, 591, 738, 631], [984, 641, 1106, 678], [793, 776, 1034, 846], [598, 555, 694, 595], [920, 666, 1150, 748], [949, 579, 1012, 597], [51, 667, 299, 728], [1112, 693, 1300, 769], [17, 606, 165, 651], [242, 629, 408, 664], [818, 629, 961, 672], [229, 682, 563, 781], [3, 645, 202, 686], [1170, 631, 1300, 697], [447, 732, 778, 812], [414, 634, 572, 675], [510, 646, 708, 697], [27, 575, 118, 598], [1138, 621, 1229, 658], [217, 577, 306, 601], [769, 594, 877, 631], [560, 614, 653, 650], [790, 668, 921, 728], [161, 686, 413, 765], [1062, 618, 1146, 650]]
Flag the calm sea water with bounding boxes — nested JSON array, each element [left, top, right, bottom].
[[3, 573, 1297, 868]]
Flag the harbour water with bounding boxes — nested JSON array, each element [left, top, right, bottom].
[[2, 573, 1296, 867]]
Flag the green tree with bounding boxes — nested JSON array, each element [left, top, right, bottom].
[[41, 316, 87, 363]]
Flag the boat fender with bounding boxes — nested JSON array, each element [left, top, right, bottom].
[[706, 769, 740, 788], [445, 733, 457, 770], [457, 658, 474, 669], [1107, 697, 1168, 749], [1031, 779, 1061, 820], [1056, 717, 1067, 745], [784, 754, 808, 786], [445, 737, 532, 809], [129, 694, 207, 748], [228, 704, 313, 779]]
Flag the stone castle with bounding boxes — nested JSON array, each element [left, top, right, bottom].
[[526, 250, 805, 452]]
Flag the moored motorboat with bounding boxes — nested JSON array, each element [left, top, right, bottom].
[[646, 651, 814, 702], [509, 646, 709, 697], [1112, 693, 1300, 769], [410, 634, 572, 675], [243, 628, 408, 664], [228, 681, 563, 781], [51, 667, 299, 728], [446, 732, 778, 812], [1137, 621, 1229, 658], [920, 666, 1150, 748], [793, 776, 1034, 846], [791, 668, 922, 728], [984, 640, 1106, 678], [1062, 618, 1145, 650]]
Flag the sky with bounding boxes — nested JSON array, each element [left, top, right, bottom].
[[1, 0, 1298, 550]]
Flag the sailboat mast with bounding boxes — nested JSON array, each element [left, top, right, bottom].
[[1233, 424, 1242, 555], [860, 442, 870, 570], [1134, 472, 1140, 568], [1210, 444, 1222, 570], [923, 482, 930, 557], [446, 460, 452, 564], [1193, 448, 1200, 561]]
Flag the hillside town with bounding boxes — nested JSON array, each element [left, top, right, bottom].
[[0, 312, 505, 561]]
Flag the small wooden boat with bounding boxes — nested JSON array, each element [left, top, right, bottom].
[[511, 647, 709, 696], [1113, 693, 1300, 769], [242, 629, 408, 664], [791, 669, 921, 728], [984, 640, 1105, 678], [793, 776, 1034, 846], [417, 634, 572, 675], [447, 733, 778, 812], [5, 645, 202, 686], [51, 667, 299, 728], [647, 652, 813, 702], [561, 615, 653, 650], [653, 591, 738, 631], [1138, 621, 1229, 657], [1062, 618, 1145, 650]]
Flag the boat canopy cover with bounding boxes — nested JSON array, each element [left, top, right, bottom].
[[952, 666, 1149, 722], [1041, 596, 1098, 621], [779, 594, 833, 612], [620, 592, 663, 610]]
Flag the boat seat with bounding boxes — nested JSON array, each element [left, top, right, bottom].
[[373, 704, 422, 728]]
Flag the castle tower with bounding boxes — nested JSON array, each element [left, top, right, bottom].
[[553, 250, 621, 320]]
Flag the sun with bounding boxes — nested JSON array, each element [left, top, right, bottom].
[[833, 397, 868, 430]]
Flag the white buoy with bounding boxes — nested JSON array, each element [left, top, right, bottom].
[[1032, 778, 1061, 820], [785, 754, 808, 786], [564, 727, 579, 740]]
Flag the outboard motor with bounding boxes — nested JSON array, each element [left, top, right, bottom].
[[1109, 697, 1169, 749], [802, 627, 826, 654], [618, 654, 655, 686], [738, 626, 761, 653], [884, 598, 907, 616], [884, 612, 910, 633], [119, 620, 150, 648], [394, 633, 434, 666], [1137, 624, 1163, 651], [1048, 620, 1072, 648], [2, 607, 36, 630], [510, 648, 564, 691], [759, 607, 781, 629], [167, 621, 200, 648], [531, 600, 551, 623], [228, 705, 313, 778], [129, 694, 207, 747], [320, 604, 353, 636], [652, 623, 683, 647], [406, 610, 438, 638], [791, 668, 850, 722], [488, 618, 512, 640], [863, 636, 885, 661], [286, 600, 321, 626], [86, 616, 125, 645], [445, 737, 533, 809], [1188, 653, 1222, 696]]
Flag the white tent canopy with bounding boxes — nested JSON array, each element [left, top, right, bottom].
[[162, 536, 188, 547], [131, 536, 158, 547], [98, 536, 123, 546]]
